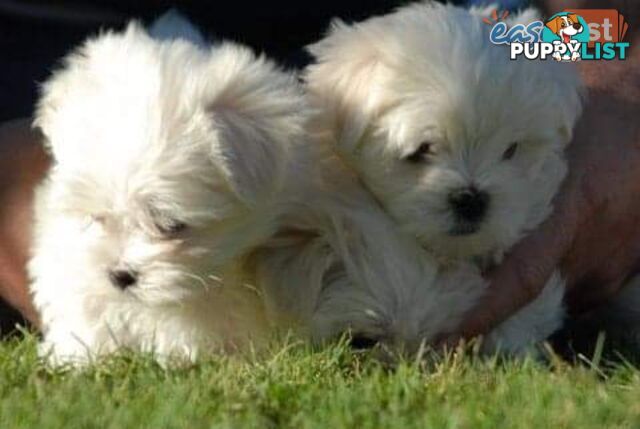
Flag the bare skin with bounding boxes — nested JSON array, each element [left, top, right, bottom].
[[0, 119, 49, 327]]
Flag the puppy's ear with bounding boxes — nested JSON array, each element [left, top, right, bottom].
[[204, 44, 307, 205], [34, 22, 153, 164], [304, 19, 388, 154], [545, 17, 561, 34], [544, 64, 584, 145], [503, 10, 583, 143]]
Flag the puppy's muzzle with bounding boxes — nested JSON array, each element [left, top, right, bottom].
[[447, 186, 489, 225]]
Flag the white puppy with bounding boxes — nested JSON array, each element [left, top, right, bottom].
[[30, 19, 309, 364], [304, 2, 583, 354]]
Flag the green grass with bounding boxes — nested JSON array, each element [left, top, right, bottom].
[[1, 334, 640, 428]]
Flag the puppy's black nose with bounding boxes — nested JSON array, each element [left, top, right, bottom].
[[109, 269, 138, 289], [573, 23, 582, 30], [448, 187, 490, 223]]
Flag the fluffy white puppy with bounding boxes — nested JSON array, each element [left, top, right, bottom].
[[29, 19, 308, 364], [304, 2, 583, 354]]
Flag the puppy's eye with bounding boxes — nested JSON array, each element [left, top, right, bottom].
[[156, 219, 188, 237], [502, 142, 518, 161], [405, 142, 434, 163]]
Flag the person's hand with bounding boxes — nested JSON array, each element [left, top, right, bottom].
[[0, 118, 50, 327], [442, 45, 640, 344]]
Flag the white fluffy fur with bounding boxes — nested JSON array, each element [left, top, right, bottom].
[[30, 20, 310, 364], [253, 143, 487, 352], [304, 2, 584, 354]]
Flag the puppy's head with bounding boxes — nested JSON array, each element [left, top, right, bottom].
[[306, 3, 583, 259], [35, 24, 307, 303]]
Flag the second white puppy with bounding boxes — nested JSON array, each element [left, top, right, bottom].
[[305, 2, 583, 354], [30, 20, 308, 364]]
